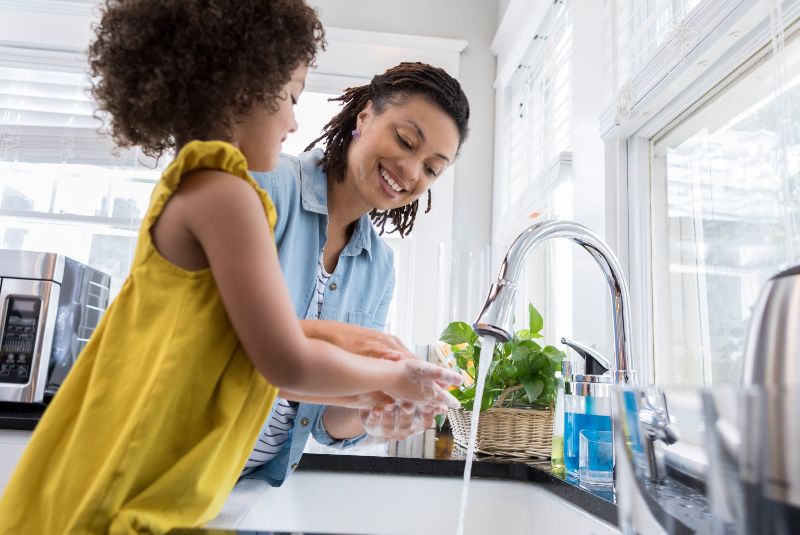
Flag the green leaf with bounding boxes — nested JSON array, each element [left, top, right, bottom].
[[435, 413, 446, 430], [459, 384, 476, 410], [498, 360, 518, 381], [543, 345, 563, 358], [511, 345, 529, 363], [520, 377, 544, 403], [529, 353, 550, 375], [543, 345, 566, 369], [516, 328, 543, 340], [472, 343, 484, 363], [439, 322, 477, 345], [454, 349, 471, 373], [528, 303, 544, 335], [480, 388, 494, 411], [518, 339, 543, 352]]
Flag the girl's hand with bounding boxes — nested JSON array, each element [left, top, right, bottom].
[[301, 320, 412, 361], [385, 358, 462, 408]]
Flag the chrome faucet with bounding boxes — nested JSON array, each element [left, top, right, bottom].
[[473, 220, 636, 384]]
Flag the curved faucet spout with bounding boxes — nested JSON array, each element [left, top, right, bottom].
[[473, 220, 636, 384]]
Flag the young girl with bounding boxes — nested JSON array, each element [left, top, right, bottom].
[[0, 2, 460, 534]]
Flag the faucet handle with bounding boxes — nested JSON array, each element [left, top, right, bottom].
[[560, 337, 611, 376], [638, 390, 680, 481]]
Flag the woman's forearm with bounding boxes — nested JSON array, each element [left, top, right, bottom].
[[278, 389, 366, 407], [321, 406, 366, 440]]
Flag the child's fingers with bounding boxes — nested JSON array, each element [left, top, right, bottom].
[[361, 408, 380, 429], [434, 387, 461, 409], [399, 401, 416, 414], [409, 360, 462, 387], [424, 365, 462, 387]]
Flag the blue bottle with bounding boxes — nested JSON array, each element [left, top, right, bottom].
[[563, 373, 613, 476]]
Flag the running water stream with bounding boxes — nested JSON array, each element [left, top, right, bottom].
[[455, 335, 496, 535]]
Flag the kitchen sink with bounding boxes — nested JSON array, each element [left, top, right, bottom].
[[208, 470, 620, 535]]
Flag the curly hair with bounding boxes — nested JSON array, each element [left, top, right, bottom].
[[88, 0, 325, 158], [305, 62, 470, 237]]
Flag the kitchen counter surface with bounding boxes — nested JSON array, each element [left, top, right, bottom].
[[4, 407, 710, 534], [0, 402, 45, 430], [2, 405, 618, 528]]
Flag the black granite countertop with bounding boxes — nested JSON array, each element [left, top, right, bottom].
[[0, 402, 45, 430]]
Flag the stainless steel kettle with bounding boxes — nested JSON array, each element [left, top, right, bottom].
[[736, 264, 800, 531], [741, 264, 800, 386]]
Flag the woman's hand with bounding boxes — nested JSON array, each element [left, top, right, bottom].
[[305, 320, 411, 361], [359, 399, 446, 440], [384, 358, 461, 408], [301, 319, 412, 361]]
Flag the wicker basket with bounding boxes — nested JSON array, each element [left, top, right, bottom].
[[448, 388, 554, 459]]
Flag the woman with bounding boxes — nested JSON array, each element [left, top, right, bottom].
[[242, 62, 470, 486]]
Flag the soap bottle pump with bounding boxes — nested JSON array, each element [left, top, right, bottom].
[[560, 337, 613, 477]]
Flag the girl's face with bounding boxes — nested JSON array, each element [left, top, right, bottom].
[[347, 95, 460, 212], [237, 64, 308, 172]]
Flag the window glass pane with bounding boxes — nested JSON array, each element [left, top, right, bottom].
[[652, 34, 800, 385], [0, 61, 342, 302], [0, 218, 138, 298]]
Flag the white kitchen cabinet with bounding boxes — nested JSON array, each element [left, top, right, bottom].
[[0, 430, 31, 494]]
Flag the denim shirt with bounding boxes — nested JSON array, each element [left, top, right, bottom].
[[243, 149, 395, 487]]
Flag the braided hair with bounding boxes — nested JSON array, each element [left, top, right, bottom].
[[305, 62, 470, 237]]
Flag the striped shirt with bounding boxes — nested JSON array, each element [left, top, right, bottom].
[[314, 252, 333, 317], [242, 253, 330, 473], [242, 398, 299, 472]]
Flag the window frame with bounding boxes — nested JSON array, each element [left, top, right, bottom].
[[602, 0, 800, 384]]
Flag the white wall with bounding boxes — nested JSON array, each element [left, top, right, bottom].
[[310, 0, 498, 265]]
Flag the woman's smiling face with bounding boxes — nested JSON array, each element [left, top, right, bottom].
[[346, 95, 460, 211]]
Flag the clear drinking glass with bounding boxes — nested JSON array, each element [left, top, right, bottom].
[[579, 429, 614, 486]]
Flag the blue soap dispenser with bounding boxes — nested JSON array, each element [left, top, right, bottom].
[[560, 338, 612, 477]]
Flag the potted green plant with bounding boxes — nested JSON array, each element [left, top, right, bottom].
[[438, 303, 565, 458]]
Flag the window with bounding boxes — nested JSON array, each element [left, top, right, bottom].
[[0, 63, 163, 299], [0, 57, 347, 301], [500, 2, 572, 216], [493, 0, 574, 336], [649, 27, 800, 385]]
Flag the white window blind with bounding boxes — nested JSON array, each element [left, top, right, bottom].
[[494, 1, 574, 342], [605, 0, 702, 99], [0, 57, 163, 299], [0, 66, 142, 165], [502, 0, 572, 215]]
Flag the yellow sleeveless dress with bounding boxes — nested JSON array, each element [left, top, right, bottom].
[[0, 141, 279, 534]]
